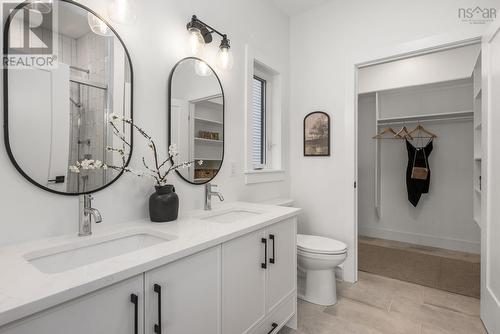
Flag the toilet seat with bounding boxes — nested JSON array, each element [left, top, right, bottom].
[[297, 234, 347, 255]]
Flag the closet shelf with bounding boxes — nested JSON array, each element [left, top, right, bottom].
[[377, 110, 473, 125], [194, 177, 211, 182], [194, 158, 222, 161], [195, 138, 223, 144], [194, 117, 223, 125]]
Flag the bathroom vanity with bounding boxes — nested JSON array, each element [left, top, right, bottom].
[[0, 202, 300, 334]]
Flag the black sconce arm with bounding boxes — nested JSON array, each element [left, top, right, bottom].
[[190, 15, 228, 41]]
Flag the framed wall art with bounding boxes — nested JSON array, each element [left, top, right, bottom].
[[304, 111, 330, 156]]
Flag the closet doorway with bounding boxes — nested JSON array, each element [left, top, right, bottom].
[[356, 44, 482, 298]]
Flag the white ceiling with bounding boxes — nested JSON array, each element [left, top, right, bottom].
[[271, 0, 332, 16]]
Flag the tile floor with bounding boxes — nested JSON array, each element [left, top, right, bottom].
[[279, 271, 486, 334]]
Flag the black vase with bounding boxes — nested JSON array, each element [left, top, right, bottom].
[[149, 185, 179, 222]]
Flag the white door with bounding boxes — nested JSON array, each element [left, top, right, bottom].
[[266, 219, 296, 313], [0, 275, 144, 334], [145, 246, 221, 334], [8, 65, 71, 192], [481, 22, 500, 333], [8, 68, 52, 186], [222, 229, 267, 334]]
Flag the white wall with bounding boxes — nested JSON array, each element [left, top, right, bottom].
[[0, 0, 290, 246], [289, 0, 499, 281], [358, 44, 481, 94]]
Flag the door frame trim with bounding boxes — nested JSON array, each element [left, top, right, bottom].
[[344, 30, 483, 283]]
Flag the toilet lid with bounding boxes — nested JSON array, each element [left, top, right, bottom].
[[297, 234, 347, 254]]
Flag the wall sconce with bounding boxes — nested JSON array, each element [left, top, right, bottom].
[[186, 15, 234, 70], [87, 13, 112, 36]]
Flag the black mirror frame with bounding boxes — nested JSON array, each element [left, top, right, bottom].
[[3, 0, 134, 196], [168, 57, 225, 185]]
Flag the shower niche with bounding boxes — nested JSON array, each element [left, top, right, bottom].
[[4, 0, 133, 195]]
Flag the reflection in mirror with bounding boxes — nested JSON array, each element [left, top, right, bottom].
[[5, 0, 133, 195], [169, 58, 224, 184]]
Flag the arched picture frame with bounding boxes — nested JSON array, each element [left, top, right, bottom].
[[304, 111, 330, 156]]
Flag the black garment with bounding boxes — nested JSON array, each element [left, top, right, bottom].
[[406, 139, 433, 207]]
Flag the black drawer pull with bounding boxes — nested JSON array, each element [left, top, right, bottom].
[[130, 294, 138, 334], [261, 238, 267, 269], [268, 322, 279, 334], [269, 234, 276, 264], [153, 284, 162, 334]]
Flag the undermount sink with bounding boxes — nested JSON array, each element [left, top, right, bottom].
[[198, 208, 263, 223], [25, 231, 173, 274]]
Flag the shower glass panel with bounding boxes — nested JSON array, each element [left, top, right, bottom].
[[67, 80, 110, 193]]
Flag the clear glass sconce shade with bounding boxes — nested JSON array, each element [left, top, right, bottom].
[[194, 60, 212, 77], [29, 0, 53, 14], [87, 13, 113, 36], [108, 0, 137, 24], [217, 46, 234, 70], [187, 27, 205, 56]]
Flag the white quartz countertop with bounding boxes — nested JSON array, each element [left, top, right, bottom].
[[0, 202, 301, 327]]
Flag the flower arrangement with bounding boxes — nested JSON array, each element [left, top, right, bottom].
[[69, 113, 202, 186]]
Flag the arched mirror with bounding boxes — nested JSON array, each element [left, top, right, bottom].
[[3, 0, 133, 195], [168, 57, 224, 184]]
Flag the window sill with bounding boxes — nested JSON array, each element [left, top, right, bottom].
[[244, 169, 286, 184]]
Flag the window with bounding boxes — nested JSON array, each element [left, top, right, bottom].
[[252, 76, 266, 168], [244, 47, 285, 184]]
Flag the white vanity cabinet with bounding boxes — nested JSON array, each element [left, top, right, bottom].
[[222, 228, 267, 334], [0, 275, 144, 334], [144, 246, 222, 334], [265, 219, 296, 314], [0, 213, 298, 334], [222, 218, 297, 334]]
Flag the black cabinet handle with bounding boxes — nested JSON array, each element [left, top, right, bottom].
[[153, 284, 162, 334], [261, 238, 267, 269], [269, 234, 276, 264], [130, 294, 138, 334], [267, 322, 278, 334]]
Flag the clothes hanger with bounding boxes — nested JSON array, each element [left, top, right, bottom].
[[407, 122, 437, 148], [372, 127, 399, 139], [407, 123, 438, 139], [395, 126, 413, 140]]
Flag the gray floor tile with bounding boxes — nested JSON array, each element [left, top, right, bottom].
[[292, 271, 484, 334]]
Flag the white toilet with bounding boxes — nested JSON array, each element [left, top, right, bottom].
[[297, 234, 347, 306], [261, 199, 348, 306]]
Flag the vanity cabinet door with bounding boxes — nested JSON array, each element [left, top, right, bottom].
[[222, 228, 267, 334], [266, 218, 297, 313], [144, 246, 221, 334], [0, 275, 144, 334]]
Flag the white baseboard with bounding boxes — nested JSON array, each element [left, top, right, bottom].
[[359, 226, 480, 254]]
